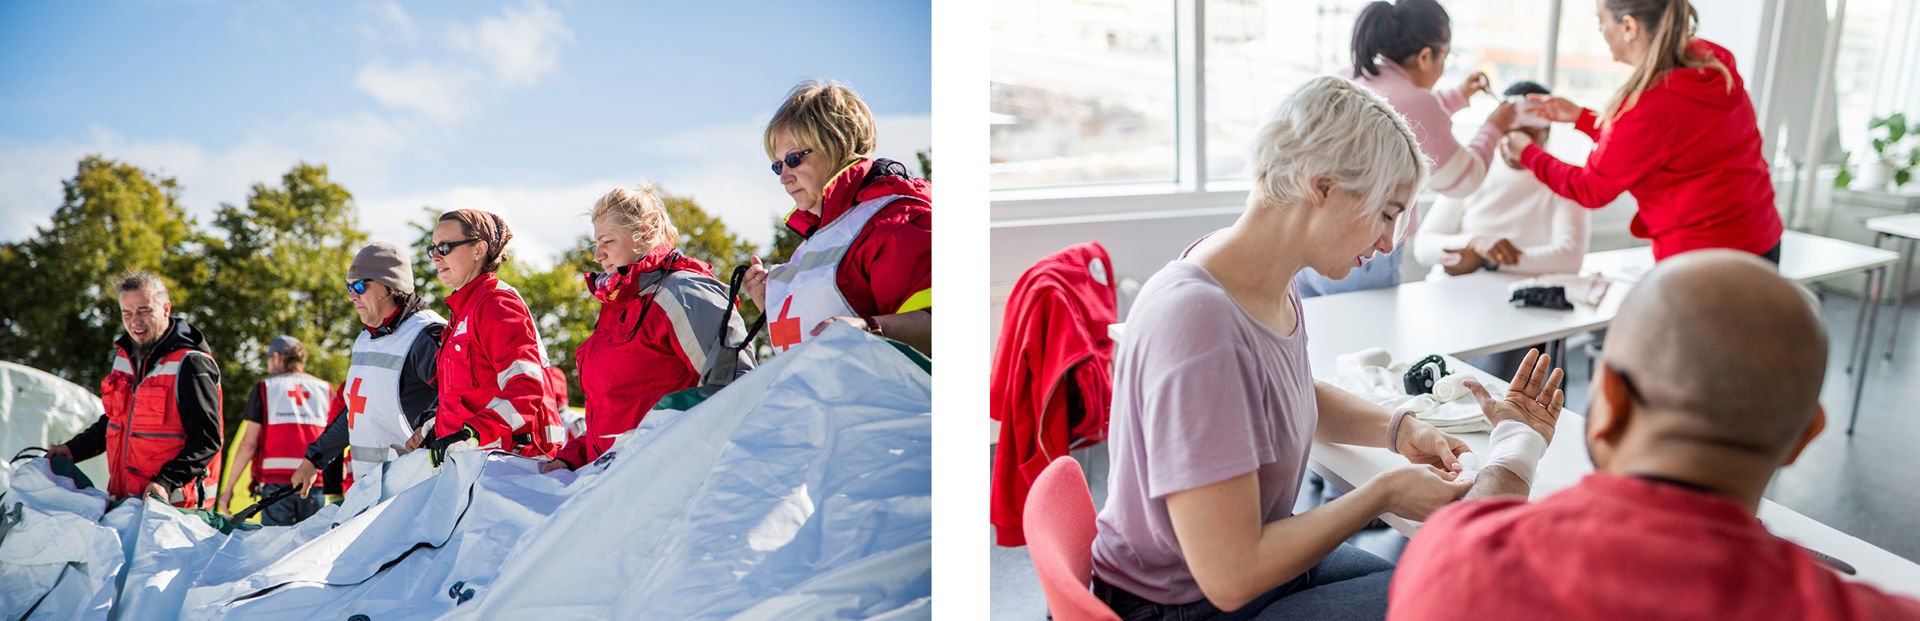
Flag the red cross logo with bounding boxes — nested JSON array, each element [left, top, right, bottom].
[[287, 385, 311, 407], [769, 297, 803, 351], [346, 378, 368, 428]]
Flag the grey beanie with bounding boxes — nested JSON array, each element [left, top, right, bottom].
[[266, 335, 302, 356], [348, 241, 414, 295]]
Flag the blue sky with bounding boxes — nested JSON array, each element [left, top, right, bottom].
[[0, 0, 932, 264]]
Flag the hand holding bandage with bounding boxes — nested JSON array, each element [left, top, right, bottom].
[[1461, 349, 1565, 485]]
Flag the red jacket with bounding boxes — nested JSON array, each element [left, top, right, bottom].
[[783, 158, 933, 317], [436, 272, 562, 458], [1521, 39, 1782, 261], [554, 246, 724, 468], [990, 242, 1117, 546]]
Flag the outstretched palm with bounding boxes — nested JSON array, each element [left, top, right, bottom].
[[1463, 349, 1565, 443]]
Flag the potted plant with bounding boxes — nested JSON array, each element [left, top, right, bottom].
[[1836, 113, 1918, 190]]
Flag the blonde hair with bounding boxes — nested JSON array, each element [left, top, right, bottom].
[[1602, 0, 1732, 123], [763, 80, 878, 173], [591, 185, 680, 250], [1248, 76, 1429, 217]]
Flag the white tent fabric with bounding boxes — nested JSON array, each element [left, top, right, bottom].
[[0, 324, 930, 620], [0, 361, 111, 486]]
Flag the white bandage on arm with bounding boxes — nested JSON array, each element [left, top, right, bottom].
[[1479, 420, 1549, 485]]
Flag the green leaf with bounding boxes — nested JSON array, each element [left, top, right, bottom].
[[1835, 169, 1854, 188]]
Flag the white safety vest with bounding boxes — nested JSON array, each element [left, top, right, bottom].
[[345, 309, 444, 483], [764, 195, 901, 355]]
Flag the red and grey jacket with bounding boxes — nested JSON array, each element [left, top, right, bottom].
[[989, 242, 1118, 546], [552, 245, 754, 468], [782, 158, 934, 318], [251, 372, 332, 486], [66, 317, 225, 507], [434, 272, 563, 458]]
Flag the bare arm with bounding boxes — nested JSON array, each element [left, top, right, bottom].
[[874, 309, 931, 356], [218, 422, 261, 511], [1312, 381, 1393, 446], [1167, 471, 1390, 612]]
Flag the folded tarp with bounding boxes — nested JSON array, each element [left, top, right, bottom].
[[1, 323, 931, 620]]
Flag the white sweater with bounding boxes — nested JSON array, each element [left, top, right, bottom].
[[1414, 163, 1590, 275]]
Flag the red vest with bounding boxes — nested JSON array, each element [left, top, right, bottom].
[[254, 372, 332, 486], [99, 347, 224, 507]]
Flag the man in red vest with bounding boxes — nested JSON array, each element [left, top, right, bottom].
[[215, 335, 332, 524], [49, 271, 224, 508]]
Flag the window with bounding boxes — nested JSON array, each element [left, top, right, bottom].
[[990, 0, 1178, 190], [989, 0, 1686, 217]]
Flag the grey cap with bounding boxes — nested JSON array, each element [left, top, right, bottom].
[[349, 241, 414, 295], [267, 335, 302, 356]]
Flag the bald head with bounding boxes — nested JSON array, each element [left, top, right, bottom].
[[1605, 251, 1827, 454]]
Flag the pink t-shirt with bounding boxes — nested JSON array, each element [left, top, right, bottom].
[[1349, 61, 1503, 198], [1090, 260, 1319, 605], [1390, 473, 1920, 620]]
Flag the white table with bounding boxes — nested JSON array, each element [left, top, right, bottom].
[[1307, 358, 1920, 599], [1866, 214, 1920, 360], [1582, 231, 1900, 434]]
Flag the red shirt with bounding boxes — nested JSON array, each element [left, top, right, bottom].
[[1521, 39, 1782, 261], [783, 158, 933, 317], [1389, 473, 1920, 621]]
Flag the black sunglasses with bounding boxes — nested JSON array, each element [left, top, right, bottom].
[[771, 149, 812, 175], [346, 279, 374, 296], [426, 238, 481, 259]]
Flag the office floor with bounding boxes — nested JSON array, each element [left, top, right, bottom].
[[989, 292, 1920, 619]]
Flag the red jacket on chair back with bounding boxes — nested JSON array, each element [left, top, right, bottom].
[[991, 242, 1118, 546]]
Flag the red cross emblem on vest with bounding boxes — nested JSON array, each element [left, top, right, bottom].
[[288, 385, 311, 407], [769, 297, 803, 351], [346, 378, 368, 427]]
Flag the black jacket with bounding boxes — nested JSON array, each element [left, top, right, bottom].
[[64, 316, 224, 491]]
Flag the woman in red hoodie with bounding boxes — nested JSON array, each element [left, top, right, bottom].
[[742, 80, 933, 357], [1500, 0, 1783, 262], [540, 186, 755, 472], [425, 209, 565, 461]]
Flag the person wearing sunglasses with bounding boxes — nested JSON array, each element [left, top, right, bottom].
[[287, 242, 446, 504], [422, 209, 565, 461], [739, 80, 932, 357], [1294, 0, 1522, 299], [1090, 77, 1471, 619], [537, 186, 755, 474], [1389, 250, 1920, 619]]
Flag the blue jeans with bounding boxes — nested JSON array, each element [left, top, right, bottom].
[[1094, 544, 1394, 620], [1294, 246, 1404, 299]]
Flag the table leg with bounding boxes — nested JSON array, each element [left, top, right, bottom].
[[1885, 237, 1915, 360], [1849, 234, 1887, 374], [1848, 266, 1887, 435]]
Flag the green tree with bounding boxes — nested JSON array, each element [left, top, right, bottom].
[[199, 163, 367, 438], [0, 156, 207, 386]]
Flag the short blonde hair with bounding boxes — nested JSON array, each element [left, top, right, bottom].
[[1248, 76, 1428, 216], [763, 80, 877, 172], [591, 185, 680, 250]]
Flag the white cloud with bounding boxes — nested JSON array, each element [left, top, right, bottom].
[[354, 59, 478, 122], [353, 0, 570, 124], [447, 0, 571, 87], [0, 128, 306, 242], [353, 180, 620, 271]]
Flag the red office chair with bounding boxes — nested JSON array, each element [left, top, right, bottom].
[[1023, 456, 1121, 621]]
